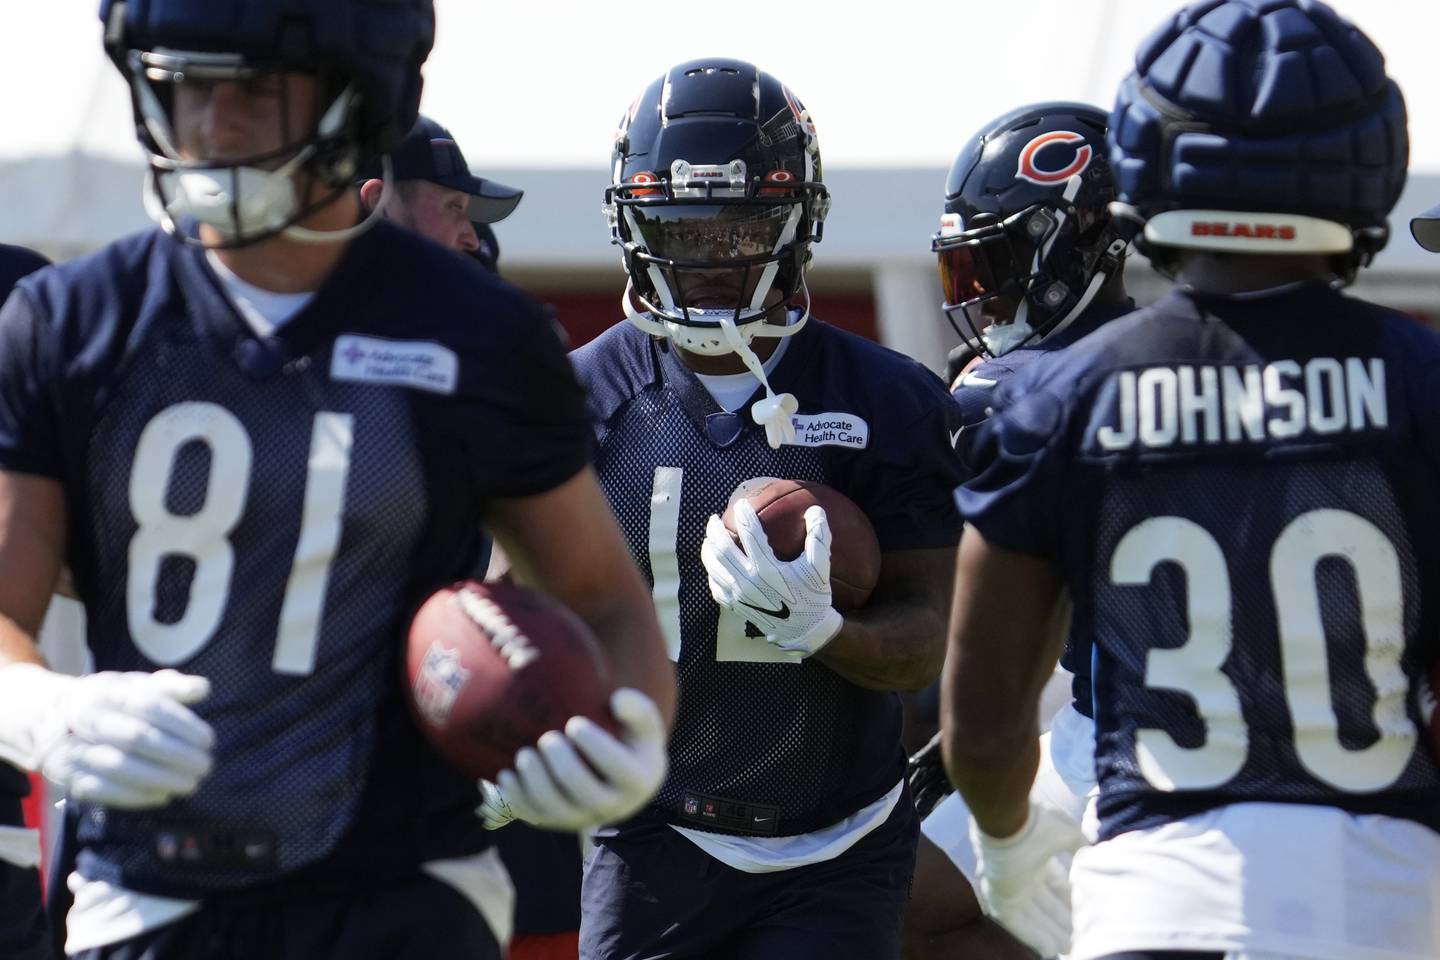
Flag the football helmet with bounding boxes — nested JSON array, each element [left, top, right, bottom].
[[101, 0, 435, 247], [933, 102, 1126, 357], [605, 59, 829, 448], [1108, 0, 1407, 280]]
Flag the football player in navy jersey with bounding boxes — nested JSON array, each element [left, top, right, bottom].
[[547, 59, 965, 960], [359, 115, 587, 960], [0, 243, 51, 960], [904, 101, 1132, 960], [943, 3, 1440, 959], [0, 3, 674, 958]]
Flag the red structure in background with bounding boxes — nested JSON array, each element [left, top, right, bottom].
[[540, 289, 878, 349], [23, 773, 45, 894]]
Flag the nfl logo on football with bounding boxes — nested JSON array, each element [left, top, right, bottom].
[[413, 642, 471, 727]]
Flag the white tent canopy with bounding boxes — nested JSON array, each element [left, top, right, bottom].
[[8, 0, 1440, 259], [4, 0, 1438, 318]]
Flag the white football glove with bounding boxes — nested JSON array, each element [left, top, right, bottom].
[[969, 800, 1088, 959], [478, 687, 667, 832], [0, 664, 214, 810], [700, 500, 843, 658]]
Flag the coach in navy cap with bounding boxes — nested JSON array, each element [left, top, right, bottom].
[[359, 114, 522, 259], [1413, 203, 1440, 252]]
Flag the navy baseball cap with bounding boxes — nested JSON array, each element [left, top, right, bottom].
[[369, 115, 522, 224], [1412, 203, 1440, 252]]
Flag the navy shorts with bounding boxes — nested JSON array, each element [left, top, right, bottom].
[[0, 860, 48, 960], [70, 869, 500, 960], [494, 822, 582, 934], [580, 795, 917, 960]]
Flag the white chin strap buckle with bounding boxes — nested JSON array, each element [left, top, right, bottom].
[[717, 313, 798, 449], [982, 319, 1036, 356], [750, 392, 799, 449]]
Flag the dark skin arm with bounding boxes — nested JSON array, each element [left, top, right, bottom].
[[0, 472, 66, 669], [902, 833, 1039, 960], [815, 546, 953, 692], [487, 466, 677, 726], [941, 527, 1069, 838]]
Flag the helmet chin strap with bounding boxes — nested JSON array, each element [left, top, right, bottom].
[[983, 181, 1123, 356], [983, 298, 1036, 356], [155, 144, 313, 240], [146, 85, 380, 247], [621, 278, 813, 449], [717, 313, 798, 450], [283, 155, 391, 244], [151, 154, 390, 247], [621, 275, 815, 353]]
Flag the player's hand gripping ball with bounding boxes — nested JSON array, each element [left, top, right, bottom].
[[405, 580, 617, 781], [720, 477, 881, 610]]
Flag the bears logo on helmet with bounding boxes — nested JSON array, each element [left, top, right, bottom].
[[932, 101, 1124, 358], [1016, 131, 1094, 186]]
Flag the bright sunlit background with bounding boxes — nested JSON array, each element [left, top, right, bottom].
[[4, 0, 1440, 365], [8, 0, 1440, 170]]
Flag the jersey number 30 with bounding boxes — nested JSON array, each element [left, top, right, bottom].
[[127, 402, 351, 676], [1113, 509, 1416, 795]]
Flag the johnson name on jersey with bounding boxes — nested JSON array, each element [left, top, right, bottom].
[[0, 222, 591, 896], [572, 319, 964, 836], [957, 282, 1440, 841]]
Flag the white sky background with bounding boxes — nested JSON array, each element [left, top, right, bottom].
[[4, 0, 1439, 170]]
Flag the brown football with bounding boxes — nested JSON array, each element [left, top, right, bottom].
[[404, 580, 616, 780], [722, 477, 882, 611]]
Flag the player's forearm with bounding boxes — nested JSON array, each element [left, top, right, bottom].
[[941, 643, 1046, 836], [589, 583, 677, 727], [815, 598, 945, 691], [815, 546, 952, 691], [942, 720, 1040, 838], [0, 621, 46, 670], [0, 472, 67, 668]]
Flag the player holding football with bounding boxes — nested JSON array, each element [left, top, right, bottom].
[[529, 59, 964, 960], [904, 101, 1133, 960], [943, 2, 1440, 959], [357, 113, 587, 960], [0, 2, 674, 958]]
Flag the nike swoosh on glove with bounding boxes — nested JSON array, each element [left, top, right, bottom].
[[970, 800, 1088, 958], [478, 688, 667, 832], [0, 665, 214, 810], [700, 500, 843, 658]]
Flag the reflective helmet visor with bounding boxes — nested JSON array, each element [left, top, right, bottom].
[[628, 203, 790, 263]]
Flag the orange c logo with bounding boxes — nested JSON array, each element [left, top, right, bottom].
[[630, 170, 661, 197], [1016, 131, 1093, 186]]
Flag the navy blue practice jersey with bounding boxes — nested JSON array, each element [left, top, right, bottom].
[[0, 223, 591, 897], [0, 243, 49, 808], [0, 244, 49, 305], [957, 282, 1440, 841], [572, 320, 965, 837], [951, 302, 1134, 717]]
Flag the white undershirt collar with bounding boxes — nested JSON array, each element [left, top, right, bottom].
[[205, 251, 315, 338]]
